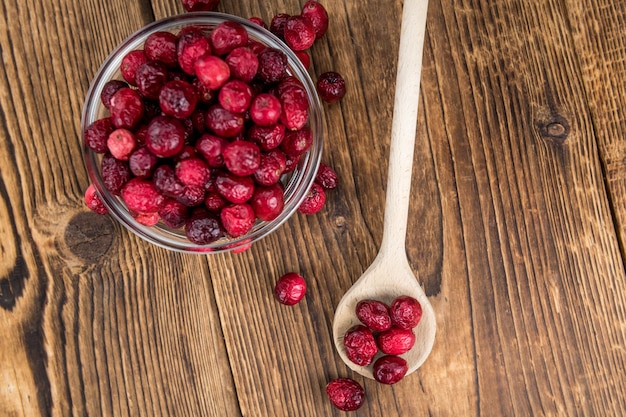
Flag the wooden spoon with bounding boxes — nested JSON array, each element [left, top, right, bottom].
[[332, 0, 435, 379]]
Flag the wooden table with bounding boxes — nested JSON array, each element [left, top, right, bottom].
[[1, 0, 625, 415]]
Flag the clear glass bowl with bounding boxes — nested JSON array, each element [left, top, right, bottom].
[[82, 12, 324, 254]]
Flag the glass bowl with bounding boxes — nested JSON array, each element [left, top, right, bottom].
[[82, 12, 324, 254]]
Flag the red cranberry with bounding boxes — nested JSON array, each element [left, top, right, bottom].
[[372, 355, 408, 385], [196, 133, 228, 167], [181, 0, 220, 12], [253, 151, 285, 186], [220, 203, 255, 237], [247, 39, 267, 55], [277, 75, 305, 96], [144, 31, 179, 67], [185, 210, 224, 244], [133, 211, 160, 226], [101, 80, 129, 109], [177, 29, 212, 75], [175, 157, 211, 188], [314, 163, 339, 190], [109, 88, 145, 130], [377, 327, 416, 355], [210, 21, 248, 56], [107, 128, 137, 161], [284, 16, 316, 51], [153, 164, 185, 198], [205, 105, 244, 137], [248, 17, 267, 28], [225, 47, 259, 83], [101, 153, 131, 195], [84, 117, 113, 153], [250, 93, 282, 126], [204, 192, 227, 212], [279, 85, 309, 130], [121, 178, 165, 213], [84, 184, 108, 215], [269, 13, 290, 40], [158, 198, 189, 228], [129, 147, 158, 178], [294, 50, 310, 70], [343, 325, 378, 366], [257, 49, 288, 84], [195, 54, 230, 90], [135, 61, 170, 99], [301, 0, 329, 40], [215, 172, 255, 203], [146, 116, 186, 158], [390, 295, 423, 330], [159, 80, 199, 119], [120, 50, 147, 85], [298, 182, 325, 214], [317, 71, 347, 104], [326, 378, 365, 412], [274, 272, 306, 305], [218, 80, 253, 113], [250, 184, 284, 221], [247, 123, 285, 151], [223, 141, 261, 176], [281, 126, 313, 156], [176, 185, 206, 207], [355, 299, 391, 332]]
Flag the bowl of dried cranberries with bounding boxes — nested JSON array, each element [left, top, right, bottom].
[[81, 12, 324, 253]]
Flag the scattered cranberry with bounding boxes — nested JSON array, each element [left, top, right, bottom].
[[372, 355, 408, 385], [159, 80, 198, 119], [195, 54, 231, 90], [250, 184, 284, 221], [176, 157, 211, 187], [274, 272, 306, 305], [220, 203, 256, 237], [377, 327, 416, 355], [355, 299, 392, 332], [177, 29, 212, 75], [343, 325, 378, 366], [269, 13, 290, 40], [185, 209, 224, 244], [84, 184, 108, 214], [84, 117, 113, 153], [284, 16, 316, 51], [109, 88, 144, 130], [223, 140, 261, 176], [301, 0, 329, 40], [144, 31, 179, 67], [326, 378, 365, 412], [100, 80, 129, 109], [121, 178, 165, 214], [120, 50, 147, 85], [250, 93, 282, 126], [390, 295, 423, 330], [159, 199, 189, 228], [218, 79, 253, 113], [317, 71, 347, 104], [314, 163, 339, 190], [298, 182, 325, 215], [210, 21, 248, 56], [181, 0, 220, 12], [145, 115, 186, 158]]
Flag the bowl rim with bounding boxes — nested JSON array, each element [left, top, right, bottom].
[[82, 12, 324, 254]]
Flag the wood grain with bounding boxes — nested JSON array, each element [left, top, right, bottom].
[[0, 0, 625, 416]]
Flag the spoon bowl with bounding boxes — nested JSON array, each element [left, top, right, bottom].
[[332, 0, 435, 379]]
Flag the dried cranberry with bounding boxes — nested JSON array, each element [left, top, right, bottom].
[[253, 151, 285, 186], [158, 199, 189, 228], [218, 80, 253, 113], [107, 128, 137, 161], [101, 80, 129, 109], [247, 123, 285, 151], [181, 0, 220, 12], [355, 299, 392, 332], [298, 182, 325, 214], [390, 295, 423, 330], [204, 192, 227, 212], [377, 327, 416, 355], [279, 85, 309, 130], [153, 164, 185, 198], [144, 31, 179, 67], [250, 184, 284, 221], [129, 147, 158, 178], [177, 29, 212, 75], [269, 13, 290, 40], [176, 157, 210, 187], [84, 117, 113, 153], [101, 153, 131, 195], [372, 355, 408, 385], [274, 272, 306, 305], [109, 88, 145, 130], [301, 0, 329, 40], [343, 325, 378, 366], [248, 17, 267, 28], [185, 210, 224, 244], [281, 126, 313, 156], [84, 184, 108, 214], [120, 50, 147, 85], [223, 141, 261, 176], [121, 178, 165, 213], [257, 49, 287, 84], [220, 203, 255, 237], [250, 93, 282, 126], [195, 54, 230, 90], [316, 71, 347, 104], [159, 80, 199, 119], [225, 47, 259, 83], [284, 16, 316, 51], [314, 163, 339, 190], [174, 144, 198, 162], [146, 116, 186, 158], [326, 378, 365, 412], [205, 105, 244, 137], [196, 133, 228, 167], [210, 21, 248, 56], [135, 61, 170, 99], [176, 185, 206, 207], [215, 172, 255, 203]]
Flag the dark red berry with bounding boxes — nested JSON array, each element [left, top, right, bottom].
[[281, 126, 313, 156], [196, 133, 228, 167], [84, 117, 114, 153], [158, 198, 189, 228], [274, 272, 306, 305], [146, 115, 186, 158], [247, 123, 285, 151], [185, 209, 224, 244], [343, 325, 378, 366], [326, 378, 365, 412], [269, 13, 290, 39], [159, 80, 199, 119], [225, 47, 259, 83], [316, 71, 347, 104], [101, 153, 131, 195], [284, 16, 316, 51], [175, 157, 211, 188], [314, 163, 339, 190], [129, 147, 159, 178], [109, 88, 145, 130], [84, 184, 108, 215], [218, 79, 253, 113], [250, 184, 284, 221], [204, 192, 227, 212], [195, 54, 230, 90], [181, 0, 220, 12], [301, 1, 329, 40], [205, 105, 244, 137], [177, 29, 212, 75], [390, 295, 423, 330], [257, 49, 288, 84], [120, 50, 147, 85], [253, 151, 285, 186], [279, 85, 309, 130], [210, 21, 249, 56], [298, 182, 325, 214], [220, 203, 255, 237], [135, 61, 170, 99], [121, 178, 165, 214], [153, 164, 185, 198], [377, 327, 416, 355], [176, 185, 206, 207], [215, 172, 255, 203], [355, 299, 392, 332], [223, 141, 261, 176], [144, 31, 179, 67], [101, 80, 129, 109], [372, 355, 408, 385]]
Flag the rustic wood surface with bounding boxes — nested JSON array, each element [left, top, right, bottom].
[[1, 0, 625, 416]]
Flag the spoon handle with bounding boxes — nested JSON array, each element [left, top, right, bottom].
[[379, 0, 430, 258]]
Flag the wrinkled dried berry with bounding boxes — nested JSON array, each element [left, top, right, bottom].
[[281, 126, 313, 156], [101, 153, 131, 195], [110, 88, 145, 130], [218, 79, 253, 113], [185, 209, 224, 244], [247, 123, 285, 151], [196, 133, 228, 167], [176, 157, 211, 188], [298, 182, 325, 214], [377, 327, 416, 355], [220, 203, 255, 237], [343, 325, 378, 366], [223, 140, 261, 176], [250, 184, 284, 221], [121, 177, 165, 213], [177, 29, 212, 75], [146, 115, 186, 158], [390, 295, 423, 330], [301, 0, 329, 40], [210, 21, 248, 56], [284, 15, 316, 51], [253, 151, 286, 186], [326, 378, 365, 412], [159, 80, 199, 119], [85, 117, 114, 153], [101, 80, 129, 109], [135, 61, 170, 100], [274, 272, 306, 305], [248, 16, 266, 28], [317, 71, 346, 104], [205, 105, 244, 137], [314, 163, 339, 190], [144, 31, 179, 67], [133, 211, 160, 226], [225, 47, 259, 83], [356, 299, 392, 332], [215, 171, 255, 203], [269, 13, 290, 40], [84, 184, 108, 214], [257, 49, 287, 84], [279, 85, 309, 130], [372, 355, 408, 385], [129, 147, 158, 178], [204, 192, 227, 212], [120, 50, 147, 85], [153, 164, 185, 198]]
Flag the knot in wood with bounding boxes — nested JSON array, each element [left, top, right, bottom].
[[537, 114, 570, 144], [64, 212, 114, 262]]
